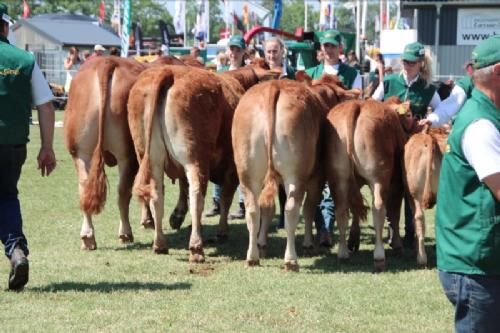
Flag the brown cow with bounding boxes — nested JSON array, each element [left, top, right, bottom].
[[232, 74, 355, 271], [64, 56, 195, 250], [404, 127, 447, 266], [324, 98, 410, 272], [128, 66, 278, 262]]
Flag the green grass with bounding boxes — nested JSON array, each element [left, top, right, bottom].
[[0, 119, 453, 332]]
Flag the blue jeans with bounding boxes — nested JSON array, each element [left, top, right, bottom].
[[212, 184, 243, 204], [314, 185, 335, 234], [0, 144, 29, 258], [439, 270, 500, 333]]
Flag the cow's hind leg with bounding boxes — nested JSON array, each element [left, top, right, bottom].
[[169, 175, 189, 230], [283, 181, 305, 272], [258, 205, 274, 258], [116, 157, 136, 243], [241, 183, 261, 266], [413, 200, 427, 267], [371, 183, 387, 272], [185, 165, 208, 263], [75, 156, 97, 250], [217, 173, 238, 241], [302, 174, 323, 253]]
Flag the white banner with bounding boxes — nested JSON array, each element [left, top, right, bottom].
[[174, 0, 185, 34], [457, 8, 500, 45]]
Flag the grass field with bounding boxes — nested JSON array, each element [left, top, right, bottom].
[[0, 112, 453, 332]]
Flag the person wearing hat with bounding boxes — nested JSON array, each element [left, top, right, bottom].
[[85, 44, 106, 62], [372, 41, 442, 248], [204, 34, 248, 219], [0, 3, 57, 290], [305, 29, 362, 90], [435, 35, 500, 333], [305, 30, 363, 247], [420, 61, 475, 128]]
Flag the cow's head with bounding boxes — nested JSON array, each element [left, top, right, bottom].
[[384, 96, 417, 134]]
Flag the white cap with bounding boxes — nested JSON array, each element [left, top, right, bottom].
[[94, 44, 106, 51]]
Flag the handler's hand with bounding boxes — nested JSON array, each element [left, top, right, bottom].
[[37, 146, 56, 177]]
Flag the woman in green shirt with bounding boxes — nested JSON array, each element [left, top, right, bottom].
[[372, 41, 442, 248]]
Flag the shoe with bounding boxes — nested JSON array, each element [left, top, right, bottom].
[[229, 202, 245, 220], [9, 247, 29, 291], [204, 198, 220, 217]]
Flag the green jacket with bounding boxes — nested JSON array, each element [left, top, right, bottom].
[[305, 62, 358, 89], [455, 75, 474, 99], [383, 73, 436, 119], [436, 88, 500, 275], [0, 36, 35, 144]]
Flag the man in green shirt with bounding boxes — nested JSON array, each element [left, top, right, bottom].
[[305, 30, 361, 247], [436, 35, 500, 333], [0, 3, 56, 291]]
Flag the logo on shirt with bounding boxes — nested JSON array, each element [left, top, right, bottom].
[[0, 68, 20, 76]]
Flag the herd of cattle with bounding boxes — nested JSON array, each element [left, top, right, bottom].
[[63, 55, 448, 272]]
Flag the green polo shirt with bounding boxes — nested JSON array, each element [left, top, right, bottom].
[[305, 62, 358, 89], [436, 88, 500, 275], [383, 73, 436, 119], [0, 36, 35, 144]]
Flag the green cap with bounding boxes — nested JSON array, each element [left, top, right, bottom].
[[0, 3, 11, 24], [471, 35, 500, 69], [228, 35, 246, 50], [320, 30, 342, 46], [401, 42, 425, 62]]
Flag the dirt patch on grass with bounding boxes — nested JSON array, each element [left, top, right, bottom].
[[189, 263, 216, 277]]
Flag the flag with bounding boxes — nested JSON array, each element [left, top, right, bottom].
[[271, 0, 282, 29], [174, 0, 185, 34], [233, 13, 245, 33], [192, 0, 207, 41], [98, 1, 105, 25], [111, 0, 121, 35], [120, 0, 131, 57], [243, 3, 249, 26], [22, 0, 30, 18]]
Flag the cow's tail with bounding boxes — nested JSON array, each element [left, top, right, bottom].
[[345, 102, 368, 221], [259, 81, 281, 209], [422, 134, 438, 209], [133, 69, 174, 203], [80, 60, 116, 215], [345, 101, 361, 159]]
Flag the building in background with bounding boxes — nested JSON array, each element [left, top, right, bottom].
[[401, 0, 500, 79], [11, 13, 120, 85]]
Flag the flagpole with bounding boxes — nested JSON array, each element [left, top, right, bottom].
[[304, 0, 308, 31], [206, 0, 210, 45], [356, 0, 360, 59]]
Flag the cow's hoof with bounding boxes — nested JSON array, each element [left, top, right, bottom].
[[302, 245, 315, 257], [347, 239, 360, 253], [189, 248, 205, 263], [373, 259, 385, 273], [169, 210, 186, 230], [81, 236, 97, 250], [417, 256, 428, 268], [258, 245, 267, 258], [392, 245, 403, 256], [119, 234, 134, 243], [283, 261, 300, 272], [141, 218, 155, 230], [153, 246, 169, 254], [246, 260, 260, 267], [216, 233, 228, 243]]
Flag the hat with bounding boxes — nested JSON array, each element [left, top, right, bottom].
[[401, 42, 425, 62], [94, 44, 106, 52], [320, 30, 342, 46], [228, 35, 246, 50], [471, 35, 500, 69], [0, 3, 11, 24], [160, 44, 168, 53]]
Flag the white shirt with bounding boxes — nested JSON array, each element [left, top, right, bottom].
[[462, 119, 500, 181], [426, 85, 467, 127], [372, 73, 441, 111], [31, 62, 54, 106], [323, 63, 362, 89]]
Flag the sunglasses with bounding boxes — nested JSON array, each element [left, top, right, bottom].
[[403, 60, 418, 66]]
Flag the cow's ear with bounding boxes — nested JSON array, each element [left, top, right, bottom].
[[295, 71, 312, 85]]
